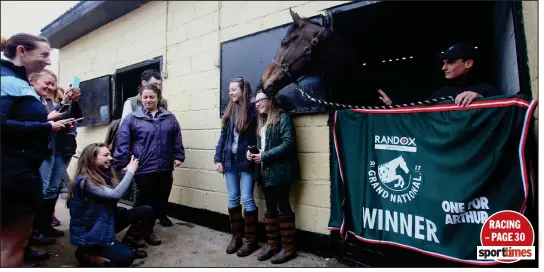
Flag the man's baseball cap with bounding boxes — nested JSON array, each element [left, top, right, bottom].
[[439, 42, 478, 60]]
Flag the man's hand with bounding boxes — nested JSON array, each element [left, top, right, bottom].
[[377, 89, 392, 106], [455, 91, 483, 107]]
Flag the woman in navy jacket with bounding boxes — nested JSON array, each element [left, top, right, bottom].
[[113, 83, 185, 243], [0, 34, 68, 267], [213, 77, 258, 257]]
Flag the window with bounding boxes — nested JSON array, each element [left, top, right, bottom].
[[112, 56, 162, 120], [219, 17, 327, 116], [77, 75, 112, 127]]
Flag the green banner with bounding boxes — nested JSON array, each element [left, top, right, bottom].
[[328, 95, 537, 265]]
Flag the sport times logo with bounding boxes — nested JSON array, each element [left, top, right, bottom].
[[477, 246, 534, 261]]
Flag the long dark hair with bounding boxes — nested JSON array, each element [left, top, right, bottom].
[[221, 77, 252, 132], [67, 143, 118, 203]]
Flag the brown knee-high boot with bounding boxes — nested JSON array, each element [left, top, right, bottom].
[[257, 213, 280, 261], [226, 206, 244, 254], [236, 208, 259, 257], [270, 214, 297, 264]]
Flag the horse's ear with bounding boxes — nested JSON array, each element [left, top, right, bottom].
[[289, 8, 303, 26]]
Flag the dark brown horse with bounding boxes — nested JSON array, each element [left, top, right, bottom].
[[259, 9, 381, 107]]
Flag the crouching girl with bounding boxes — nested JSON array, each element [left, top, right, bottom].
[[68, 143, 156, 267]]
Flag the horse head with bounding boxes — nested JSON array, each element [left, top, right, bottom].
[[259, 9, 335, 97]]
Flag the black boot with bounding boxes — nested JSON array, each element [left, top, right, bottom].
[[157, 216, 173, 227], [41, 199, 65, 237], [236, 208, 259, 257], [131, 248, 148, 259], [270, 214, 297, 264], [257, 213, 280, 261], [29, 230, 56, 246], [226, 206, 244, 254], [24, 246, 50, 262]]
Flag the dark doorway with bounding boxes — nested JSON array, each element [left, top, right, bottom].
[[328, 1, 520, 106], [113, 57, 162, 120]]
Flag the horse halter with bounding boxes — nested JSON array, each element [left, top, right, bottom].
[[271, 27, 327, 81]]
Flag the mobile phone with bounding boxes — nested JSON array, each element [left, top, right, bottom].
[[57, 117, 84, 124], [248, 145, 260, 154], [57, 104, 70, 113], [72, 77, 80, 88]]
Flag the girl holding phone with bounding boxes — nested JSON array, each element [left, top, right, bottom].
[[213, 77, 259, 257], [247, 91, 300, 264]]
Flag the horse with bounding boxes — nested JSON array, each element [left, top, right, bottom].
[[258, 9, 383, 108], [377, 155, 410, 189]]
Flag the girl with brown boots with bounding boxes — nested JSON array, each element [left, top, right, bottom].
[[214, 77, 259, 257], [247, 91, 300, 264]]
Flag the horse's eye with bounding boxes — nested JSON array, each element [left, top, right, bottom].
[[281, 39, 288, 47]]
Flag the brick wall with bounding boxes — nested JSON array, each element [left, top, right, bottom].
[[60, 1, 350, 234]]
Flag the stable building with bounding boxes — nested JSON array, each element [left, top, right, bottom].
[[40, 0, 538, 267]]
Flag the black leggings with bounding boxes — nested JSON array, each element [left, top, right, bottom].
[[262, 185, 293, 217], [133, 171, 173, 220]]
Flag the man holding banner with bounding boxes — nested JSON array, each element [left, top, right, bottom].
[[378, 42, 500, 107]]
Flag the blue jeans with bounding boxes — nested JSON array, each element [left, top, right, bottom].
[[225, 164, 256, 211], [39, 153, 70, 200]]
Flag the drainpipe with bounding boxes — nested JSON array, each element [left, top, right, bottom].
[[215, 1, 221, 69], [163, 0, 170, 78]]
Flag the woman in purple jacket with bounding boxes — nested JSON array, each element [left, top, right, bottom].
[[113, 83, 185, 245]]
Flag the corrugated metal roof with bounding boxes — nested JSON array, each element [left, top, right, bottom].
[[40, 1, 149, 48], [40, 1, 85, 33]]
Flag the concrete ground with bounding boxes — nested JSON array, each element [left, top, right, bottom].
[[37, 196, 345, 267]]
